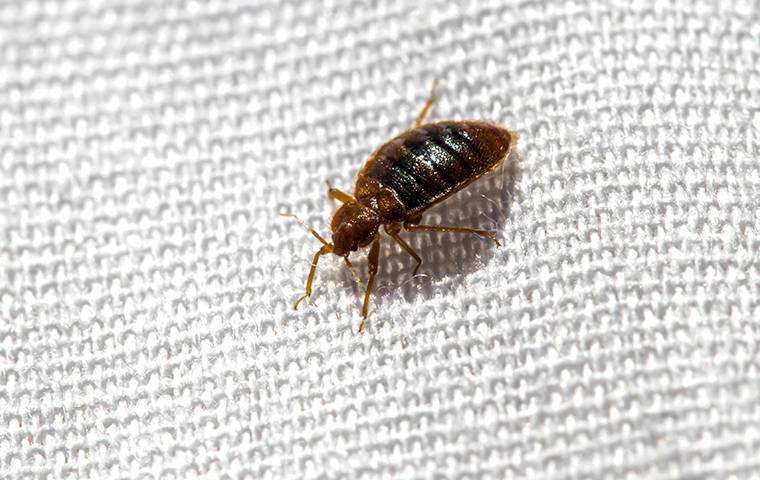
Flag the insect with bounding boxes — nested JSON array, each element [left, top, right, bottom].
[[284, 82, 517, 332]]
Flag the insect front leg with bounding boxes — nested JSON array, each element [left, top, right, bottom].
[[358, 234, 381, 333], [294, 244, 332, 309]]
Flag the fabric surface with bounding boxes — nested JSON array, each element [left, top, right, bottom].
[[2, 0, 760, 478]]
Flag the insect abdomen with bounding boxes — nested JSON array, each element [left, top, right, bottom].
[[355, 120, 513, 213]]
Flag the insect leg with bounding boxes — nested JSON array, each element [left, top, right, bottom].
[[414, 80, 438, 128], [343, 255, 362, 295], [325, 180, 355, 204], [385, 225, 422, 276], [294, 244, 332, 310], [358, 234, 380, 332], [404, 223, 501, 247]]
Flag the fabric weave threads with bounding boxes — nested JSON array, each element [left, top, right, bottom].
[[1, 0, 760, 478]]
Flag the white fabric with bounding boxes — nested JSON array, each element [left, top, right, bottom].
[[2, 0, 760, 478]]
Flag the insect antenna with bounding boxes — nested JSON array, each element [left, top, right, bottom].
[[279, 212, 332, 248]]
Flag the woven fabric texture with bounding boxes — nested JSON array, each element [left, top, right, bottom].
[[2, 0, 760, 478]]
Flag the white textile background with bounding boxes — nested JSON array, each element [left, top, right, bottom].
[[2, 0, 760, 478]]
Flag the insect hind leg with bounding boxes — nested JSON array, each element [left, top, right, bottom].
[[404, 223, 501, 247], [414, 80, 437, 128]]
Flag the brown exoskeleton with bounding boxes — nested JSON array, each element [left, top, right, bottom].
[[284, 82, 517, 331]]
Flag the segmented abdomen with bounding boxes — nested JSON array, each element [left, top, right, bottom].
[[355, 120, 513, 213]]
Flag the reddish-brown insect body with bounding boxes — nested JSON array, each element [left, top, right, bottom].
[[285, 83, 517, 332]]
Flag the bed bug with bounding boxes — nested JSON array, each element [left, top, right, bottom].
[[284, 82, 517, 332]]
